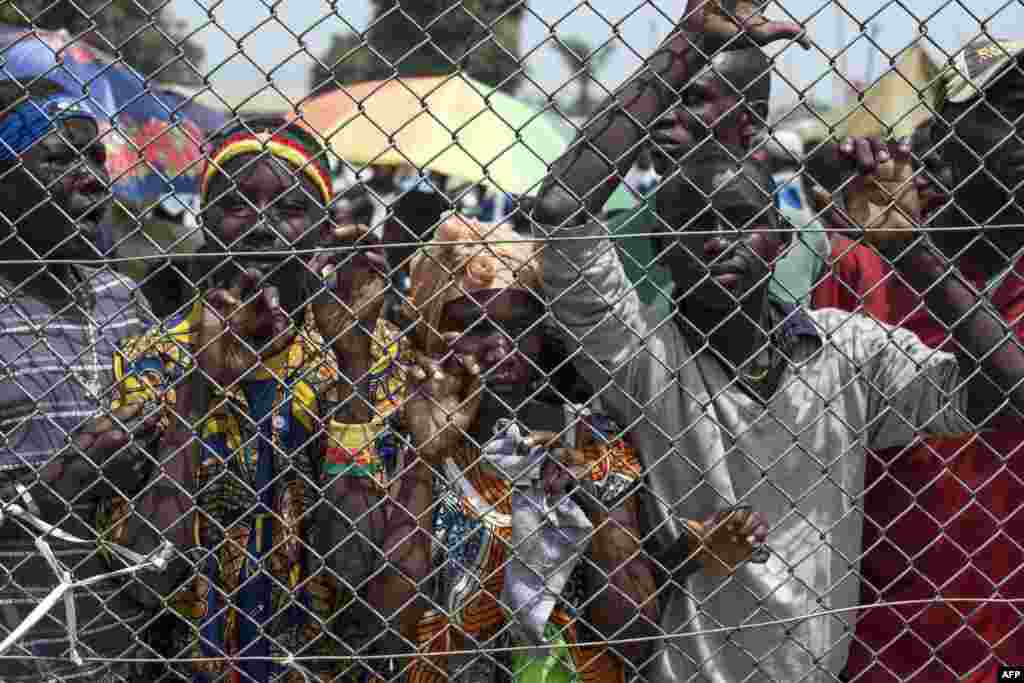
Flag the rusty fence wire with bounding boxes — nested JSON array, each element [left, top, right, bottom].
[[0, 1, 1022, 682]]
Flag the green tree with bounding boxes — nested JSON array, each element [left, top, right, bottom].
[[0, 0, 204, 84], [310, 0, 524, 94], [552, 35, 615, 117]]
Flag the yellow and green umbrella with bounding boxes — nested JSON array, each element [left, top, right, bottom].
[[297, 75, 569, 197]]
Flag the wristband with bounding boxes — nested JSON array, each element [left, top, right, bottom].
[[324, 418, 390, 478]]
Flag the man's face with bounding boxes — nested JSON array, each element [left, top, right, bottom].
[[203, 155, 326, 313], [649, 63, 769, 176], [937, 64, 1024, 254], [659, 165, 784, 312], [2, 117, 109, 258], [440, 288, 544, 397], [911, 122, 956, 225]]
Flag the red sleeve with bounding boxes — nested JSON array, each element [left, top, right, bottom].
[[811, 235, 893, 321]]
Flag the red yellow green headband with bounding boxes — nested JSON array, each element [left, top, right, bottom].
[[200, 130, 333, 207]]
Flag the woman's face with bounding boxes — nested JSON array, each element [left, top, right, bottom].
[[206, 155, 324, 249], [440, 288, 545, 396], [202, 154, 328, 314]]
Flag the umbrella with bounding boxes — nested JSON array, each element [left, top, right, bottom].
[[0, 25, 230, 205], [840, 45, 942, 140], [297, 75, 569, 197]]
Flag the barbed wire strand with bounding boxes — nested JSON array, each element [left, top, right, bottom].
[[0, 597, 1020, 664]]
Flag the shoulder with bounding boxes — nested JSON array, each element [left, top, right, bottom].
[[804, 306, 936, 367], [81, 267, 140, 302], [599, 204, 658, 233], [115, 301, 200, 372], [806, 307, 885, 339]]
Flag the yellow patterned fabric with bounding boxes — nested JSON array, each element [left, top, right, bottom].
[[110, 302, 408, 681], [112, 301, 407, 422]]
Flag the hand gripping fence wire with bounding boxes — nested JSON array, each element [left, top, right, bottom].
[[3, 1, 1024, 682]]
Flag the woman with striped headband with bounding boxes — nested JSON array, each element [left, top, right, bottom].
[[105, 118, 411, 682], [352, 215, 770, 683]]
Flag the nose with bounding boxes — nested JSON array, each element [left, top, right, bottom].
[[703, 236, 732, 261], [240, 220, 285, 249], [703, 215, 740, 253]]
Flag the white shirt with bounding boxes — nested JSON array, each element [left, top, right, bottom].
[[540, 220, 973, 683]]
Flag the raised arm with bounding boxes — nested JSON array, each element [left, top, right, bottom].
[[534, 0, 808, 227], [835, 139, 1024, 430], [535, 2, 808, 377]]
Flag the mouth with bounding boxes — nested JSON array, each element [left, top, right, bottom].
[[706, 264, 746, 290]]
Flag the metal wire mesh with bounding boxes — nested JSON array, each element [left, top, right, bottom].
[[0, 1, 1022, 682]]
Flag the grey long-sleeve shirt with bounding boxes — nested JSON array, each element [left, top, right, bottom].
[[540, 221, 973, 683]]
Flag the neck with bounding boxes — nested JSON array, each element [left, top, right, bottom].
[[470, 387, 561, 445], [680, 294, 771, 374], [472, 393, 523, 445]]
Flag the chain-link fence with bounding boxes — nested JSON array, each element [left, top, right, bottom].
[[0, 1, 1022, 682]]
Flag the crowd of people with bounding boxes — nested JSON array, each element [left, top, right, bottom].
[[0, 1, 1023, 683]]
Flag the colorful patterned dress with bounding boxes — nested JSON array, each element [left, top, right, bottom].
[[350, 401, 642, 683], [107, 302, 406, 683]]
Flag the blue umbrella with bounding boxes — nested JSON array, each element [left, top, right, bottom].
[[0, 25, 229, 205]]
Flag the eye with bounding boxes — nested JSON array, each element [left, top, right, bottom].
[[219, 195, 254, 215], [45, 148, 77, 167]]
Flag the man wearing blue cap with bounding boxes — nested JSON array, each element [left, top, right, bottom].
[[0, 79, 173, 682]]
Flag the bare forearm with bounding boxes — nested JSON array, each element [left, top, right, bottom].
[[585, 498, 657, 661], [894, 243, 1024, 425], [536, 33, 703, 226], [332, 343, 376, 423], [364, 461, 434, 639], [109, 401, 196, 604], [128, 382, 197, 554]]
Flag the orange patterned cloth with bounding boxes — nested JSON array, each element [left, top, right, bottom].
[[407, 407, 642, 683]]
